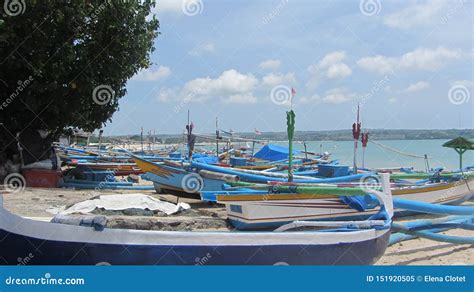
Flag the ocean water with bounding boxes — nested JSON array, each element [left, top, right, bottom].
[[245, 139, 474, 171]]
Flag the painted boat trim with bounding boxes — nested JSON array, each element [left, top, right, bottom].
[[0, 195, 387, 247]]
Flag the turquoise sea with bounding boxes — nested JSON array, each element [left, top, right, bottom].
[[247, 139, 474, 171]]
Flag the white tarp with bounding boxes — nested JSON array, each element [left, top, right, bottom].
[[60, 194, 190, 216]]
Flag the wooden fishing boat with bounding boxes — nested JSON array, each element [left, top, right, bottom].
[[133, 156, 237, 199], [212, 174, 474, 230], [0, 176, 393, 265], [134, 155, 370, 199], [220, 164, 276, 171], [69, 162, 143, 176]]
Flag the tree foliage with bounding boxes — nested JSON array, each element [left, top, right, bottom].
[[0, 0, 159, 137]]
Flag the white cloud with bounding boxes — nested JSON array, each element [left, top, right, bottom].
[[132, 66, 171, 81], [151, 0, 204, 17], [451, 80, 474, 88], [262, 72, 296, 87], [158, 69, 259, 104], [306, 51, 352, 88], [152, 0, 182, 14], [298, 94, 321, 104], [384, 1, 446, 29], [400, 47, 459, 70], [405, 81, 430, 92], [321, 88, 355, 104], [259, 59, 281, 70], [388, 98, 397, 103], [223, 93, 258, 104], [357, 47, 461, 74], [157, 87, 178, 102], [326, 63, 352, 79], [357, 55, 395, 74], [188, 43, 215, 56], [317, 51, 346, 69]]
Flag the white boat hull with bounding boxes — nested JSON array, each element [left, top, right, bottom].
[[224, 179, 474, 229]]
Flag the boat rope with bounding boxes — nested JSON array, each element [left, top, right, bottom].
[[194, 132, 269, 144], [369, 140, 431, 159], [460, 169, 473, 198]]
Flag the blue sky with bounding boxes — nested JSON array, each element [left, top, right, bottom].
[[103, 0, 473, 135]]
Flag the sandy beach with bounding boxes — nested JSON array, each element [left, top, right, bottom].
[[1, 187, 472, 265]]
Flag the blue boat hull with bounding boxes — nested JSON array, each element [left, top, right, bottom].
[[0, 228, 389, 265]]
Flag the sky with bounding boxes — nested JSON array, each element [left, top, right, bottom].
[[103, 0, 474, 136]]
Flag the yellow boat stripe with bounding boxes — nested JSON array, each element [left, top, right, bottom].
[[218, 181, 470, 201]]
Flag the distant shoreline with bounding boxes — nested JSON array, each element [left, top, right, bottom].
[[93, 129, 474, 144]]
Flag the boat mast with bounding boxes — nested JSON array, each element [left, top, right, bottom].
[[98, 129, 103, 156], [140, 126, 144, 155], [352, 104, 361, 174], [187, 110, 191, 160], [361, 131, 369, 168], [215, 117, 219, 157], [287, 88, 296, 182], [186, 110, 195, 161], [287, 110, 295, 182]]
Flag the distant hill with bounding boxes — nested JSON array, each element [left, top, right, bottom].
[[93, 129, 474, 144]]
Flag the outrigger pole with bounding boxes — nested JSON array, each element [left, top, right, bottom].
[[140, 126, 144, 155], [352, 104, 361, 173], [186, 110, 196, 161]]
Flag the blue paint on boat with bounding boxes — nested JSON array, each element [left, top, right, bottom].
[[0, 229, 390, 265], [201, 189, 267, 202], [318, 164, 350, 178], [393, 198, 474, 215], [140, 164, 227, 195], [191, 161, 370, 183], [59, 182, 154, 190]]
